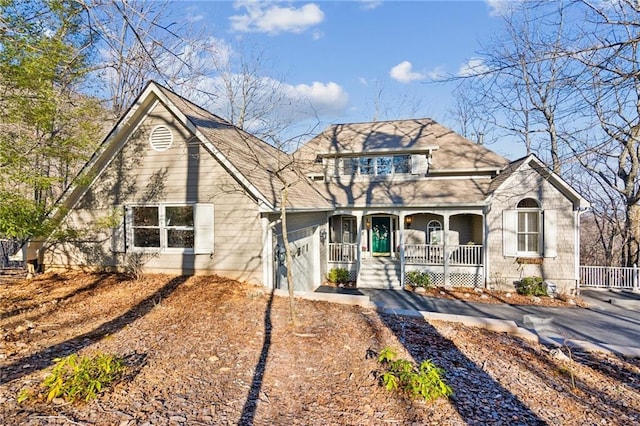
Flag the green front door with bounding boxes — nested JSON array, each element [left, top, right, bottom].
[[371, 217, 391, 255]]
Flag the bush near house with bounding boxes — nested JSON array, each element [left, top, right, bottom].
[[516, 276, 548, 297], [406, 271, 432, 289], [327, 267, 350, 284]]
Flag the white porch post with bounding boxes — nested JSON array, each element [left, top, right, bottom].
[[443, 214, 450, 287], [399, 213, 406, 287], [355, 212, 363, 284]]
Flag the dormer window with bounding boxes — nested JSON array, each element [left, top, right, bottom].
[[341, 155, 412, 176]]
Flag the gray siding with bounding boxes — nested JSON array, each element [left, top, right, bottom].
[[46, 102, 264, 284], [487, 162, 577, 293]]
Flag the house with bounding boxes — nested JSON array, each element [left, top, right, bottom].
[[31, 81, 589, 294], [296, 120, 589, 293]]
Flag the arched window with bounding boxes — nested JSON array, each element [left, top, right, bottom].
[[427, 220, 442, 245], [517, 198, 541, 254]]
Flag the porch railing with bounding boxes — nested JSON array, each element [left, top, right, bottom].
[[580, 265, 640, 290], [404, 244, 483, 266], [328, 243, 357, 263]]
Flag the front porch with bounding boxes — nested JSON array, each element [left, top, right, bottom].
[[327, 212, 485, 288]]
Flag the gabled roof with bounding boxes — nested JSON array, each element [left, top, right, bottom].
[[488, 154, 590, 209], [150, 84, 331, 211], [54, 81, 331, 216], [297, 118, 509, 171]]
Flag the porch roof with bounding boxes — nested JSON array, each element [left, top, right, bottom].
[[315, 177, 493, 208]]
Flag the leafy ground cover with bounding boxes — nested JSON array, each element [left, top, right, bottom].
[[1, 272, 638, 425]]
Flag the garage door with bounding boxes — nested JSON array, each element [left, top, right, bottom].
[[275, 227, 317, 291]]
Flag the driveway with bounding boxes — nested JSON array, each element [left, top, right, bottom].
[[316, 286, 640, 356]]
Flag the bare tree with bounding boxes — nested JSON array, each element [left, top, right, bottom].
[[453, 1, 577, 172], [565, 0, 640, 266], [454, 0, 640, 266]]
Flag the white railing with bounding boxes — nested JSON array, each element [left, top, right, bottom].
[[404, 244, 444, 264], [450, 245, 483, 266], [404, 244, 483, 266], [328, 243, 357, 263], [580, 265, 640, 290]]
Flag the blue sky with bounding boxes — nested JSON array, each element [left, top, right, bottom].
[[167, 1, 519, 157]]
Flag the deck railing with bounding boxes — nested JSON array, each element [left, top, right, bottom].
[[580, 265, 640, 290], [404, 244, 483, 266], [328, 243, 357, 263]]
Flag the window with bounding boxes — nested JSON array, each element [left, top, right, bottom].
[[124, 203, 213, 253], [341, 155, 412, 176], [359, 157, 375, 175], [516, 198, 540, 254], [427, 220, 443, 245], [393, 155, 411, 174]]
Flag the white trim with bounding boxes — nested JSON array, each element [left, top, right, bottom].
[[150, 85, 276, 211]]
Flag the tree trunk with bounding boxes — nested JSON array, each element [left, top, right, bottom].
[[279, 185, 296, 325], [625, 203, 640, 267]]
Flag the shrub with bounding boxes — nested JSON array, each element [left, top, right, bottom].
[[377, 347, 453, 402], [327, 267, 350, 284], [516, 276, 548, 296], [23, 353, 126, 404], [406, 271, 432, 289]]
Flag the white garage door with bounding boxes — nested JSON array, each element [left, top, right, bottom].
[[275, 227, 317, 291]]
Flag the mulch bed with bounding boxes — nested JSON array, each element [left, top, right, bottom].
[[1, 272, 638, 425]]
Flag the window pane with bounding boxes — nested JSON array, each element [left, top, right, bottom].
[[527, 212, 539, 232], [359, 157, 374, 174], [134, 228, 160, 247], [518, 212, 526, 230], [376, 157, 392, 175], [517, 198, 540, 208], [342, 158, 357, 175], [393, 155, 411, 173], [518, 234, 527, 251], [529, 236, 539, 252], [167, 229, 194, 248], [166, 206, 194, 227], [133, 207, 158, 226]]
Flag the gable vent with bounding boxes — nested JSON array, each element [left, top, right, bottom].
[[149, 125, 173, 152]]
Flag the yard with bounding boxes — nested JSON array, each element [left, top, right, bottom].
[[1, 272, 639, 425]]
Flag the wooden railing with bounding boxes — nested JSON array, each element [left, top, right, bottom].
[[404, 244, 483, 266], [328, 243, 357, 263]]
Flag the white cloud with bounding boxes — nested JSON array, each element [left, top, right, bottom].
[[190, 74, 349, 131], [312, 30, 324, 40], [457, 58, 489, 77], [359, 0, 383, 10], [283, 81, 349, 115], [230, 1, 325, 34], [389, 61, 425, 84], [485, 0, 517, 17]]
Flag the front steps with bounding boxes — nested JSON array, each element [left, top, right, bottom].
[[358, 257, 402, 289]]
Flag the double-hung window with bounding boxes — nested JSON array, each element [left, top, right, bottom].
[[516, 198, 541, 254]]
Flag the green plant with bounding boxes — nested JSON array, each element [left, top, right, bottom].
[[327, 267, 350, 284], [377, 347, 452, 402], [516, 276, 548, 296], [406, 271, 432, 289], [38, 352, 126, 403]]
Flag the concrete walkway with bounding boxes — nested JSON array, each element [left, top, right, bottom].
[[311, 286, 640, 358]]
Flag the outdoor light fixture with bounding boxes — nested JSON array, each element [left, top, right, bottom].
[[365, 218, 371, 229], [405, 215, 412, 228]]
